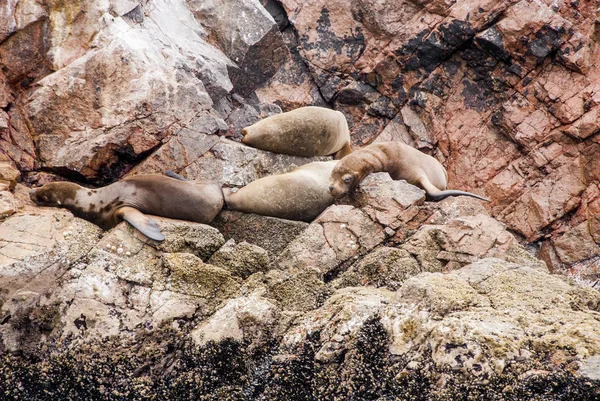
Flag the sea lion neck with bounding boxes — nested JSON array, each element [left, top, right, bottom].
[[59, 182, 85, 205], [359, 144, 390, 176]]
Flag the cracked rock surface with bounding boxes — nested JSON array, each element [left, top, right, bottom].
[[1, 0, 600, 399]]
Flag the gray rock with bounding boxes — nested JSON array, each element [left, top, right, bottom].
[[190, 293, 282, 347], [208, 239, 270, 279], [153, 218, 226, 261], [161, 252, 241, 300], [579, 355, 600, 380], [25, 0, 233, 181], [333, 247, 421, 291], [182, 137, 329, 187], [211, 210, 308, 257], [276, 205, 385, 276], [188, 0, 288, 95], [383, 258, 600, 376]]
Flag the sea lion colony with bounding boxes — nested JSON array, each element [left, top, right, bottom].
[[30, 106, 489, 240]]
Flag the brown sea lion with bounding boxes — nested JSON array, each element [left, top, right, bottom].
[[241, 106, 352, 159], [29, 174, 224, 241], [328, 142, 490, 202], [223, 160, 339, 222]]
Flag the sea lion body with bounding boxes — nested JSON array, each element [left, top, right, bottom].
[[241, 106, 352, 159], [328, 142, 489, 202], [29, 175, 224, 240], [224, 160, 339, 222]]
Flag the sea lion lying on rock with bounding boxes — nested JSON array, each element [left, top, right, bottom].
[[328, 142, 490, 202], [29, 174, 224, 241], [223, 160, 339, 222], [241, 106, 352, 159]]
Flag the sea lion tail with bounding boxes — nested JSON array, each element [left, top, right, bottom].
[[165, 170, 189, 181], [426, 190, 490, 202], [221, 187, 236, 209]]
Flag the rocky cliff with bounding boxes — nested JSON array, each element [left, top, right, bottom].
[[1, 0, 600, 399]]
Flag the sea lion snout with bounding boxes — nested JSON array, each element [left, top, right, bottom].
[[29, 186, 52, 205], [327, 182, 347, 198]]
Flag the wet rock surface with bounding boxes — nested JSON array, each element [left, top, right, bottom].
[[1, 0, 600, 399]]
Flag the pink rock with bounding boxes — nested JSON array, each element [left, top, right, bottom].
[[564, 106, 600, 139], [552, 221, 600, 265]]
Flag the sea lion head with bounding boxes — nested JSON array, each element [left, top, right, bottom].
[[328, 162, 360, 198], [29, 182, 81, 207]]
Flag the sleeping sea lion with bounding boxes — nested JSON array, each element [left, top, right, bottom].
[[29, 174, 224, 241], [241, 106, 352, 159], [223, 160, 339, 222], [328, 142, 490, 202]]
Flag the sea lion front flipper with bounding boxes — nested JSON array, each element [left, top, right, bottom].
[[116, 206, 166, 241]]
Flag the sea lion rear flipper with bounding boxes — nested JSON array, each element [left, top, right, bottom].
[[432, 190, 491, 202], [333, 142, 352, 160], [116, 206, 166, 241], [165, 170, 189, 181]]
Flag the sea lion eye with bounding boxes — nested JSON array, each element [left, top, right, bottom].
[[343, 175, 353, 184]]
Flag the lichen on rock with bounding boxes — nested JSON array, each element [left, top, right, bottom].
[[1, 0, 600, 398]]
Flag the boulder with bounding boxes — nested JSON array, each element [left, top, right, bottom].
[[211, 210, 309, 257], [208, 239, 270, 279]]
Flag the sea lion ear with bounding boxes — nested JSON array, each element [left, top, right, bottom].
[[116, 206, 166, 241]]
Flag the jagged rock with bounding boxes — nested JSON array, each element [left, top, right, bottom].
[[152, 218, 226, 261], [276, 204, 385, 276], [25, 1, 232, 182], [188, 0, 288, 96], [0, 108, 36, 171], [159, 137, 329, 187], [161, 252, 241, 300], [211, 210, 309, 257], [343, 172, 426, 231], [0, 190, 18, 218], [126, 114, 225, 176], [208, 239, 270, 279], [478, 0, 572, 74], [382, 258, 600, 376], [0, 17, 51, 86], [332, 247, 421, 291], [0, 162, 19, 189], [256, 28, 326, 111], [190, 293, 281, 347], [256, 268, 328, 312], [281, 286, 394, 363], [0, 210, 102, 293], [3, 0, 600, 397], [402, 213, 545, 272]]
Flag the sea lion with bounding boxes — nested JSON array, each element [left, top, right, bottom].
[[29, 174, 224, 241], [223, 160, 339, 222], [328, 142, 490, 202], [241, 106, 352, 159]]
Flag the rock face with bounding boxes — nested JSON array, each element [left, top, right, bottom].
[[2, 0, 600, 399], [2, 0, 599, 275], [2, 177, 599, 398]]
